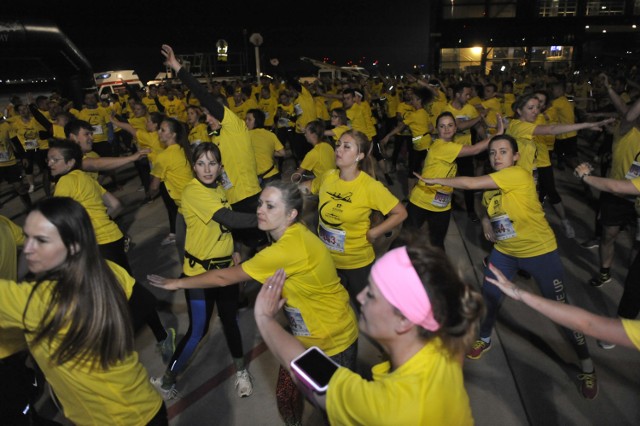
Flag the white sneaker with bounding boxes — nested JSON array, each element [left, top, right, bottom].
[[235, 370, 253, 397], [150, 376, 179, 400], [28, 184, 35, 193], [562, 219, 575, 239], [160, 233, 176, 246]]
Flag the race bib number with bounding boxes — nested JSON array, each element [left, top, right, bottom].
[[220, 169, 233, 190], [92, 124, 104, 135], [283, 306, 311, 336], [490, 214, 517, 241], [625, 161, 640, 180], [432, 190, 452, 208], [318, 222, 346, 253], [0, 149, 10, 162], [25, 139, 38, 150], [277, 118, 291, 128], [294, 103, 303, 116]]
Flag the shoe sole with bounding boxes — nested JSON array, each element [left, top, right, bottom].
[[589, 278, 611, 288], [466, 344, 491, 360]]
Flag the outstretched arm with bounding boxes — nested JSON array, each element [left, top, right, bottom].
[[486, 264, 634, 349], [414, 173, 498, 190], [575, 162, 640, 195], [148, 263, 250, 290]]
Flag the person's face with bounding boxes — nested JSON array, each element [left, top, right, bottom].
[[260, 88, 270, 99], [436, 115, 457, 141], [335, 134, 362, 168], [356, 277, 398, 340], [534, 93, 547, 111], [304, 126, 317, 143], [256, 187, 292, 235], [456, 88, 471, 105], [22, 210, 69, 276], [193, 151, 221, 185], [342, 93, 355, 109], [484, 85, 496, 99], [84, 94, 97, 107], [279, 94, 290, 105], [488, 139, 519, 171], [158, 121, 175, 143], [71, 128, 94, 153], [409, 95, 422, 109], [133, 104, 146, 118], [245, 113, 256, 130], [517, 98, 540, 123], [330, 112, 341, 126], [47, 148, 74, 177], [187, 108, 199, 124], [18, 105, 30, 119], [145, 116, 157, 132]]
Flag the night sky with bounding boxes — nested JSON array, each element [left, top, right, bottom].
[[3, 1, 432, 83]]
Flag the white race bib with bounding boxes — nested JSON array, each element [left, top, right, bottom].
[[318, 222, 346, 253], [294, 103, 303, 116], [25, 139, 38, 150], [490, 214, 517, 241], [92, 124, 104, 135], [432, 190, 452, 208], [0, 149, 10, 162], [625, 161, 640, 180], [283, 305, 311, 336], [220, 169, 233, 190]]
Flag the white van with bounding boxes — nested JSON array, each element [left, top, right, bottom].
[[94, 70, 143, 97]]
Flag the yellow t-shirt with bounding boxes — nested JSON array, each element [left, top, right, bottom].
[[241, 223, 358, 355], [0, 121, 17, 167], [188, 122, 212, 146], [345, 103, 370, 136], [621, 319, 640, 351], [506, 119, 538, 174], [258, 96, 278, 127], [403, 109, 432, 151], [83, 151, 101, 181], [216, 106, 261, 204], [533, 114, 552, 168], [277, 103, 296, 129], [550, 96, 576, 139], [315, 96, 330, 121], [312, 170, 400, 269], [136, 129, 164, 164], [141, 96, 159, 113], [71, 107, 112, 143], [0, 263, 162, 426], [409, 139, 462, 212], [502, 93, 516, 118], [610, 127, 640, 181], [326, 339, 473, 426], [161, 98, 186, 121], [150, 144, 193, 208], [300, 142, 336, 178], [294, 86, 318, 134], [481, 97, 502, 133], [542, 107, 558, 150], [181, 178, 234, 276], [54, 169, 123, 245], [329, 125, 350, 142], [249, 128, 284, 178], [483, 166, 557, 257], [443, 103, 479, 146], [9, 116, 46, 150]]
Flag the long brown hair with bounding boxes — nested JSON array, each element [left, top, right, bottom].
[[23, 197, 134, 370]]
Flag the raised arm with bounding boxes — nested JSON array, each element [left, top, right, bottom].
[[148, 263, 251, 290], [414, 173, 498, 190], [83, 150, 149, 172], [575, 162, 640, 195], [532, 117, 615, 136]]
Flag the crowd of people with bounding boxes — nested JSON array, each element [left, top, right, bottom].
[[0, 43, 639, 425]]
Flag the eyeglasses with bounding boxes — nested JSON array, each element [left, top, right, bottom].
[[47, 157, 64, 164], [331, 115, 339, 118]]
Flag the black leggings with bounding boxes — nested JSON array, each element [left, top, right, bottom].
[[537, 166, 562, 204], [159, 182, 177, 234], [618, 250, 640, 319], [406, 202, 451, 250]]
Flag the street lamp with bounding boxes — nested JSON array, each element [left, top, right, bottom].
[[249, 33, 263, 82]]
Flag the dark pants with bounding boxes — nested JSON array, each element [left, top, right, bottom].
[[406, 202, 451, 250]]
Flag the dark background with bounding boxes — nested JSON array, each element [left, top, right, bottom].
[[2, 1, 432, 83]]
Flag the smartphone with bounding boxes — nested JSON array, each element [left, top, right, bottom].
[[290, 346, 339, 394]]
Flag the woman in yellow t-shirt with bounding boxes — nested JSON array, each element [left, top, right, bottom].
[[305, 130, 408, 309], [252, 240, 483, 426], [408, 112, 502, 250], [186, 105, 212, 146], [507, 94, 612, 239], [293, 119, 336, 180], [246, 108, 286, 186], [419, 134, 599, 400], [0, 197, 165, 425], [148, 181, 358, 426], [150, 143, 258, 400]]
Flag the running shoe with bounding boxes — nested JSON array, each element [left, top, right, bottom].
[[235, 370, 254, 397], [466, 339, 491, 360], [589, 273, 611, 287], [597, 340, 616, 350], [157, 328, 176, 364], [160, 233, 176, 246], [580, 239, 599, 249]]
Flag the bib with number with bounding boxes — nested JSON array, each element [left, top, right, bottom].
[[92, 125, 104, 135], [25, 139, 38, 150], [490, 214, 517, 241], [0, 149, 10, 162], [625, 161, 640, 180], [318, 222, 346, 253], [283, 305, 311, 336], [220, 169, 233, 190], [432, 190, 452, 208], [294, 103, 303, 116]]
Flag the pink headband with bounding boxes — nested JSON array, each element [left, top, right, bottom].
[[371, 246, 440, 331]]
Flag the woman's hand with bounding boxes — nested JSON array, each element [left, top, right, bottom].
[[481, 218, 497, 243], [161, 44, 182, 73], [588, 117, 616, 131], [485, 263, 523, 301], [495, 113, 504, 135], [147, 274, 181, 290], [413, 172, 435, 185], [254, 269, 287, 321], [574, 162, 594, 180]]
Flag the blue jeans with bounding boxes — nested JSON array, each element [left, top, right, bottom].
[[480, 249, 590, 360]]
